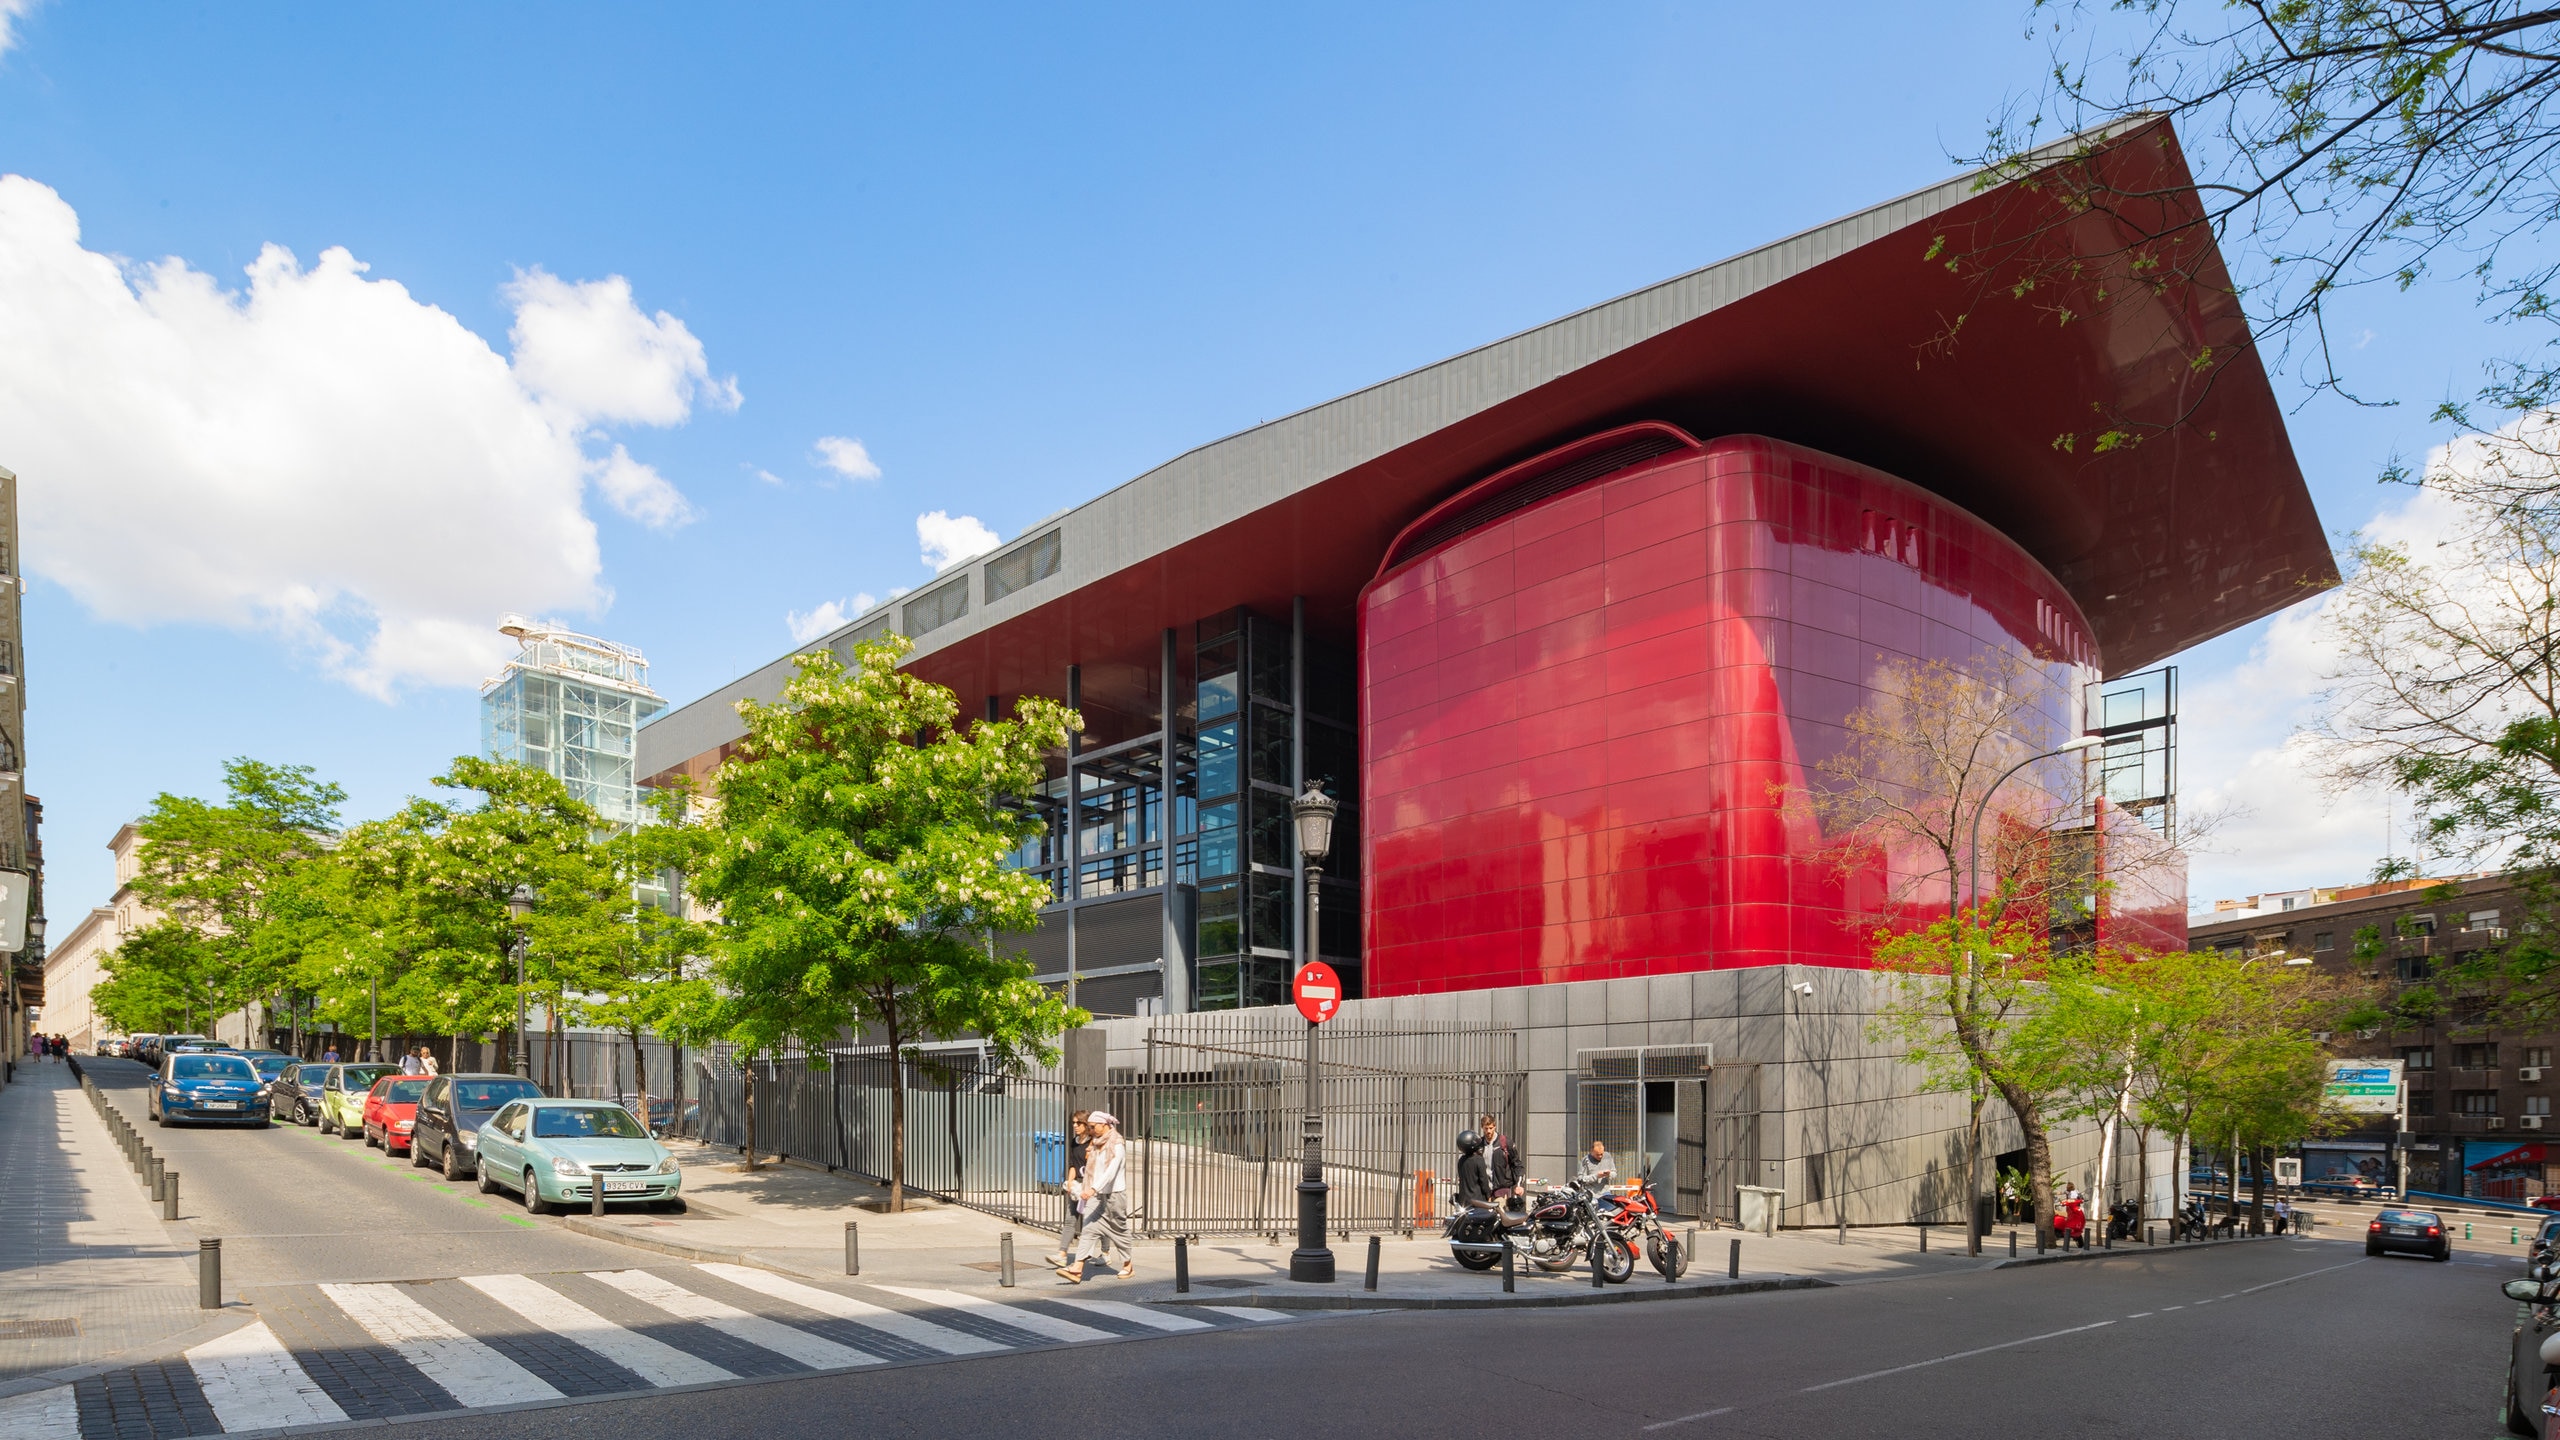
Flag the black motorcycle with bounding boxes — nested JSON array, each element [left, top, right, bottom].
[[2106, 1201, 2139, 1241], [1447, 1176, 1635, 1282]]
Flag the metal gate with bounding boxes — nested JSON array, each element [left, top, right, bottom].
[[1575, 1045, 1717, 1217], [1117, 1013, 1524, 1238]]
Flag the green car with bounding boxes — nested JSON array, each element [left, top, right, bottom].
[[316, 1063, 395, 1136], [473, 1098, 684, 1214]]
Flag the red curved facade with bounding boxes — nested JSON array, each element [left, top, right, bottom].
[[1360, 428, 2126, 995]]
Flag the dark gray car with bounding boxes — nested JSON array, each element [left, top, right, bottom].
[[410, 1073, 544, 1180], [2366, 1207, 2452, 1261], [267, 1061, 331, 1125], [2503, 1275, 2560, 1434]]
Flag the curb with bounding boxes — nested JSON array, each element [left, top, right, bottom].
[[1991, 1233, 2286, 1269], [0, 1307, 260, 1401], [1155, 1274, 1831, 1311], [555, 1216, 808, 1278]]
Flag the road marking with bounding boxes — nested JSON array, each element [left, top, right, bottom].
[[869, 1286, 1116, 1343], [2126, 1312, 2151, 1318], [1199, 1306, 1289, 1322], [692, 1264, 1001, 1355], [187, 1321, 351, 1431], [1641, 1405, 1735, 1431], [503, 1215, 539, 1229], [1799, 1321, 2116, 1393], [2237, 1257, 2368, 1294], [322, 1282, 562, 1407], [589, 1270, 881, 1370], [0, 1384, 77, 1440], [463, 1273, 733, 1387], [2163, 1304, 2182, 1310], [1049, 1297, 1215, 1331]]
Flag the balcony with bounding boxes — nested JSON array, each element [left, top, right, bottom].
[[2452, 1114, 2507, 1132]]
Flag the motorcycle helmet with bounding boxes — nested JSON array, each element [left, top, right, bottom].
[[1458, 1129, 1485, 1153]]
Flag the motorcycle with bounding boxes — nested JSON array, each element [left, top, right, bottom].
[[1603, 1177, 1687, 1280], [1447, 1176, 1636, 1282], [2106, 1201, 2139, 1242]]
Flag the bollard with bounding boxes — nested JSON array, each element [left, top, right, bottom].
[[2145, 1223, 2154, 1247], [1000, 1231, 1016, 1288], [2009, 1230, 2018, 1258], [1365, 1234, 1381, 1292], [1688, 1224, 1702, 1266], [199, 1239, 221, 1310], [147, 1153, 164, 1202], [2468, 1222, 2476, 1241], [844, 1220, 860, 1277], [163, 1171, 179, 1221], [1919, 1226, 1928, 1254], [1837, 1214, 1846, 1246], [1175, 1236, 1190, 1293], [1502, 1244, 1516, 1293], [1590, 1239, 1605, 1289], [591, 1174, 605, 1217], [1727, 1237, 1740, 1279], [2515, 1226, 2522, 1246]]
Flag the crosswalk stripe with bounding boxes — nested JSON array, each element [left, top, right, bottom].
[[321, 1281, 564, 1406], [1049, 1297, 1216, 1331], [0, 1384, 77, 1440], [1199, 1305, 1290, 1322], [869, 1285, 1118, 1343], [463, 1273, 733, 1387], [186, 1321, 351, 1431], [588, 1270, 881, 1372], [692, 1264, 1004, 1356]]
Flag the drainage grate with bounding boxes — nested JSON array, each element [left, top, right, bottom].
[[0, 1318, 78, 1339]]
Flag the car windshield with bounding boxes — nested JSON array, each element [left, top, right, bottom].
[[453, 1080, 542, 1110], [296, 1065, 329, 1082], [382, 1079, 429, 1103], [532, 1106, 647, 1139], [171, 1056, 256, 1081], [338, 1066, 393, 1089], [250, 1057, 290, 1078]]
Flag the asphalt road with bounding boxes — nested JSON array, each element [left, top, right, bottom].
[[388, 1237, 2516, 1440], [85, 1056, 642, 1286]]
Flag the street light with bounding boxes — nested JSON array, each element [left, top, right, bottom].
[[1958, 733, 2102, 1256], [1290, 779, 1338, 1285], [507, 884, 536, 1079]]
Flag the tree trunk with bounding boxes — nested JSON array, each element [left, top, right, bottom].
[[2249, 1144, 2268, 1235], [743, 1058, 759, 1171], [886, 995, 906, 1212], [1997, 1079, 2057, 1250], [629, 1025, 650, 1138], [1966, 1085, 1985, 1254], [2136, 1124, 2152, 1225]]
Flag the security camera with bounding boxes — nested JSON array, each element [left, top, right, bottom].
[[1791, 982, 1816, 996]]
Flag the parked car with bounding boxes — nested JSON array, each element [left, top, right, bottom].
[[411, 1073, 545, 1181], [268, 1062, 331, 1125], [2367, 1208, 2453, 1261], [147, 1053, 269, 1127], [127, 1034, 163, 1065], [315, 1063, 395, 1136], [363, 1075, 432, 1155], [472, 1097, 683, 1214], [2502, 1274, 2560, 1434]]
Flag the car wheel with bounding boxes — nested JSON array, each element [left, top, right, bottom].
[[443, 1141, 470, 1182], [523, 1169, 551, 1216], [2438, 1246, 2453, 1262], [476, 1164, 500, 1196], [366, 1126, 381, 1149], [2366, 1243, 2381, 1256]]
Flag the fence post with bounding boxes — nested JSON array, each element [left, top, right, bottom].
[[844, 1220, 860, 1277]]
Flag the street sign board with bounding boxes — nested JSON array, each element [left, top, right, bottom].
[[2324, 1059, 2404, 1115], [1293, 961, 1341, 1024], [0, 868, 29, 953]]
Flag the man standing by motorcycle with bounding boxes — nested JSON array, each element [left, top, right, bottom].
[[1578, 1140, 1616, 1188], [1478, 1113, 1520, 1205]]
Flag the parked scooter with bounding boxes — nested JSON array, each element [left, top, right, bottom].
[[1448, 1175, 1636, 1281], [2106, 1201, 2140, 1242]]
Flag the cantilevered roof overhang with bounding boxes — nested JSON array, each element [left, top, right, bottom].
[[643, 118, 2333, 780]]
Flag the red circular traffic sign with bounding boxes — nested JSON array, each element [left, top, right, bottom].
[[1293, 961, 1342, 1024]]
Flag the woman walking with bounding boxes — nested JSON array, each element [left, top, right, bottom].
[[1044, 1110, 1092, 1269], [1058, 1110, 1133, 1282]]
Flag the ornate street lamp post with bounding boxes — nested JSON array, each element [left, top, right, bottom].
[[507, 884, 536, 1079], [1289, 780, 1339, 1284]]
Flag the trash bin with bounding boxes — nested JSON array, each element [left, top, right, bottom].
[[1034, 1130, 1066, 1186], [1737, 1185, 1786, 1236]]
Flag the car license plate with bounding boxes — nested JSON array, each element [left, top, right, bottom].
[[204, 1101, 241, 1111], [2390, 1226, 2417, 1235], [604, 1178, 648, 1193]]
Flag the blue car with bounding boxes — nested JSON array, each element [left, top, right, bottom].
[[148, 1053, 271, 1127], [472, 1099, 684, 1214]]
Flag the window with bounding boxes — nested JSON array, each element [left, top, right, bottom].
[[2397, 955, 2434, 983], [901, 575, 969, 637], [984, 530, 1062, 601], [2411, 1092, 2437, 1116], [2408, 913, 2439, 936], [2531, 1047, 2555, 1069], [2471, 910, 2504, 931], [2314, 931, 2335, 952], [2530, 1097, 2553, 1117], [2458, 1043, 2501, 1070], [2281, 897, 2297, 911], [2402, 1047, 2435, 1071], [2459, 1091, 2500, 1116]]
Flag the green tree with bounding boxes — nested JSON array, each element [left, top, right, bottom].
[[698, 640, 1087, 1208], [90, 922, 219, 1036]]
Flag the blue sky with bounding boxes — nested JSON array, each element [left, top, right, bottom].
[[0, 2, 2506, 913]]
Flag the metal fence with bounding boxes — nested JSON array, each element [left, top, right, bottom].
[[1115, 1013, 1525, 1239], [689, 1044, 1069, 1229]]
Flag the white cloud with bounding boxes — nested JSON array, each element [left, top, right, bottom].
[[0, 1, 42, 57], [506, 268, 739, 426], [752, 467, 785, 486], [2177, 481, 2473, 911], [785, 592, 879, 646], [917, 510, 999, 573], [814, 435, 881, 482], [0, 176, 725, 698]]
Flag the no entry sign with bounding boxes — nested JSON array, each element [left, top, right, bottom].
[[1293, 961, 1342, 1024]]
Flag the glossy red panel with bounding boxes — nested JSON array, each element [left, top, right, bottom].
[[1360, 433, 2169, 995]]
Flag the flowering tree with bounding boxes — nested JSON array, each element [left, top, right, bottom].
[[698, 640, 1085, 1209]]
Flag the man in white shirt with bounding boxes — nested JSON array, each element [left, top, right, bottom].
[[399, 1048, 424, 1076]]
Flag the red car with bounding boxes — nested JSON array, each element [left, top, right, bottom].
[[363, 1075, 432, 1155]]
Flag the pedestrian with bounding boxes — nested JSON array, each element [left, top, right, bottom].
[[1043, 1110, 1092, 1269], [421, 1048, 440, 1078], [1455, 1130, 1494, 1208], [400, 1046, 423, 1076], [2272, 1197, 2292, 1235], [1057, 1110, 1133, 1283], [1477, 1112, 1520, 1207], [1577, 1139, 1616, 1188], [323, 1042, 340, 1063]]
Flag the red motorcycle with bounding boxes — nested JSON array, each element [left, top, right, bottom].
[[1603, 1178, 1688, 1281]]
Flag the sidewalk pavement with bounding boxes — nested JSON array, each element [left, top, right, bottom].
[[565, 1139, 2267, 1308], [0, 1063, 239, 1382]]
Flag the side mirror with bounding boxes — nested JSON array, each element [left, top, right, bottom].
[[2508, 1279, 2545, 1303]]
